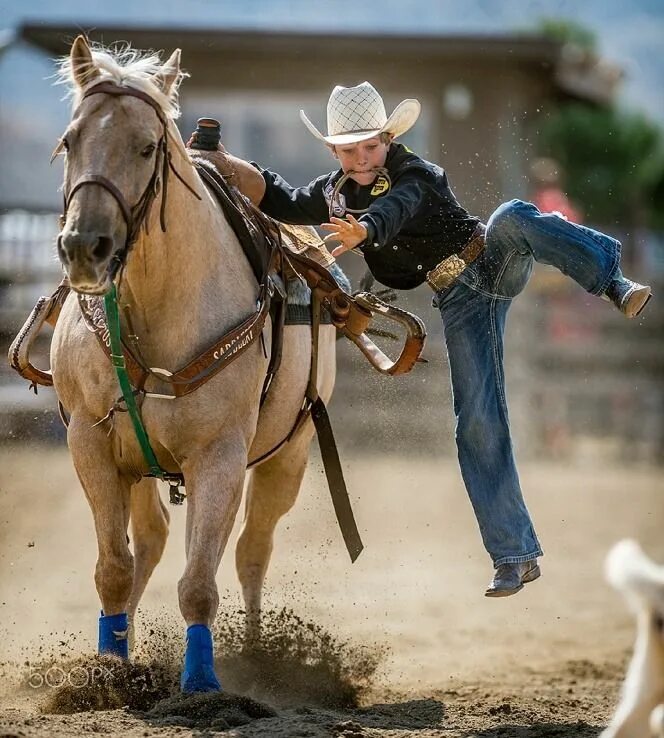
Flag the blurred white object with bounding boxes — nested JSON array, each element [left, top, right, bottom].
[[601, 539, 664, 738], [650, 705, 664, 738]]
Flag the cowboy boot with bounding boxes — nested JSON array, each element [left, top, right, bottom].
[[485, 560, 541, 598], [604, 272, 652, 318]]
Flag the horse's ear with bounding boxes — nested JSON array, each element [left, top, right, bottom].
[[157, 49, 182, 97], [70, 35, 98, 88]]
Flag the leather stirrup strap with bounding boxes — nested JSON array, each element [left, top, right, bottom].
[[308, 289, 364, 562], [310, 396, 364, 562]]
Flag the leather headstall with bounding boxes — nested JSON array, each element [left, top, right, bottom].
[[60, 81, 201, 279]]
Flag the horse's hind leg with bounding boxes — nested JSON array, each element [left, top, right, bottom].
[[236, 434, 310, 640], [127, 478, 170, 647], [68, 417, 133, 658]]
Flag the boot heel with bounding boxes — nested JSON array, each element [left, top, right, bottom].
[[522, 564, 541, 584], [627, 290, 652, 319]]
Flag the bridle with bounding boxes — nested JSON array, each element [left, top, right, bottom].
[[59, 80, 200, 279]]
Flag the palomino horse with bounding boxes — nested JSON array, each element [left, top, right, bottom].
[[51, 36, 336, 692]]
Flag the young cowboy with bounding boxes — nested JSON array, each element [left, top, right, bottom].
[[192, 82, 652, 597]]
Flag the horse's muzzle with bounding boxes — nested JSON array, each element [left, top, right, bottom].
[[57, 231, 115, 294]]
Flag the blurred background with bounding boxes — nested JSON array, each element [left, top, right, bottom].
[[0, 0, 662, 464]]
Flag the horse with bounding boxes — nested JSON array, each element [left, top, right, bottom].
[[50, 35, 336, 692]]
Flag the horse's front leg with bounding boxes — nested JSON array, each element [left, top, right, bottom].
[[178, 439, 247, 692], [68, 416, 133, 658]]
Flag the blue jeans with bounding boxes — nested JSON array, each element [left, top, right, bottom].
[[435, 199, 621, 566]]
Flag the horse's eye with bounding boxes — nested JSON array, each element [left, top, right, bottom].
[[655, 613, 664, 633], [141, 143, 156, 159]]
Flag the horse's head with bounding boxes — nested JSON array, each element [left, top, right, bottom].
[[56, 36, 184, 294]]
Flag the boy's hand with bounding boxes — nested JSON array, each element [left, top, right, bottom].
[[321, 215, 367, 257]]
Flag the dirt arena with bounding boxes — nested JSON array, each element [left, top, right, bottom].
[[0, 444, 662, 737]]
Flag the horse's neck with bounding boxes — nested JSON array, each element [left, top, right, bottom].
[[121, 144, 258, 365]]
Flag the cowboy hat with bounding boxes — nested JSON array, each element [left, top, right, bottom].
[[300, 81, 421, 146]]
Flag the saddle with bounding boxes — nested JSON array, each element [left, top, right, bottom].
[[195, 158, 427, 380]]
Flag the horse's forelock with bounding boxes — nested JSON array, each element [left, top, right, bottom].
[[55, 42, 187, 120]]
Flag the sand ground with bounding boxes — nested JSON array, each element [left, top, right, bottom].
[[0, 445, 662, 737]]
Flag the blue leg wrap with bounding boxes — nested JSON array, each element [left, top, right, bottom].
[[181, 624, 221, 692], [98, 611, 129, 659]]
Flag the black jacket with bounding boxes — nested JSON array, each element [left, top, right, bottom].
[[258, 143, 480, 289]]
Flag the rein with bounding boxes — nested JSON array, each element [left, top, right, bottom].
[[328, 167, 391, 220], [103, 284, 181, 483]]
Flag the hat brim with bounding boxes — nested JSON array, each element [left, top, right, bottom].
[[300, 98, 421, 145]]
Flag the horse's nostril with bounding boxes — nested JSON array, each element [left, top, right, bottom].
[[92, 236, 113, 261], [57, 235, 69, 265], [655, 613, 664, 633]]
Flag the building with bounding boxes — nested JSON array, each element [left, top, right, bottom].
[[18, 23, 620, 217]]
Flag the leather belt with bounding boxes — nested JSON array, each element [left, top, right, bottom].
[[425, 222, 486, 292]]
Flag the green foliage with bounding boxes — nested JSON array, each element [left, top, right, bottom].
[[536, 17, 597, 52], [539, 104, 664, 228]]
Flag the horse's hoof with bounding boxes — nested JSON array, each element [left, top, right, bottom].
[[180, 664, 221, 693], [98, 611, 129, 658]]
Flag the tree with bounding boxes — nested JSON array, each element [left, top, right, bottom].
[[531, 17, 664, 233], [536, 17, 597, 53], [539, 104, 664, 230]]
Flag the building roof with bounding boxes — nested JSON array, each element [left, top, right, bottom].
[[20, 23, 561, 64], [20, 22, 623, 105]]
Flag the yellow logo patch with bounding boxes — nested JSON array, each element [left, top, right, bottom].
[[370, 176, 390, 196]]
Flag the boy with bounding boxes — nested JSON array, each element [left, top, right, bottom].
[[193, 82, 652, 597]]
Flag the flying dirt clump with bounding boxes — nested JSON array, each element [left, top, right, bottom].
[[38, 654, 174, 713], [25, 606, 385, 718], [130, 604, 386, 709], [213, 607, 386, 709]]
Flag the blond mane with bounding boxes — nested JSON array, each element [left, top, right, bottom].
[[55, 40, 187, 120]]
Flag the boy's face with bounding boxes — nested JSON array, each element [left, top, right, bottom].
[[332, 136, 391, 186]]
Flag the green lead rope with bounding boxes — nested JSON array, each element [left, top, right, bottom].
[[103, 284, 166, 479]]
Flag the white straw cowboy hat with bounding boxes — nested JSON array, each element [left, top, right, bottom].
[[300, 82, 421, 146]]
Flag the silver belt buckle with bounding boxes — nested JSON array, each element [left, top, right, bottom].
[[426, 254, 467, 292]]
